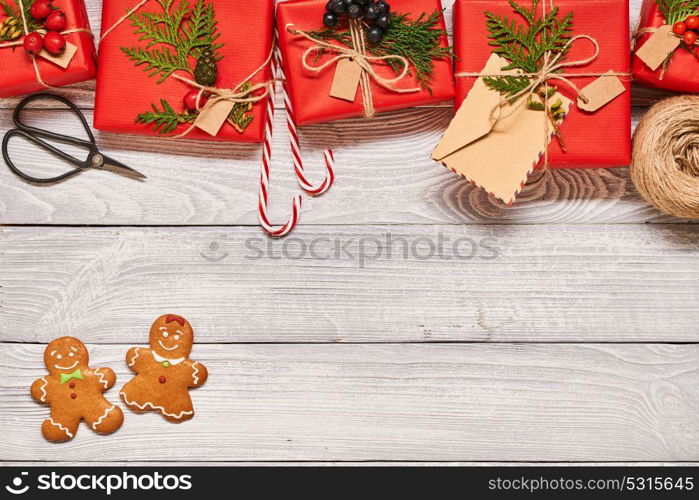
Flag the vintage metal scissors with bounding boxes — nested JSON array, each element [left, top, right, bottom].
[[2, 93, 146, 184]]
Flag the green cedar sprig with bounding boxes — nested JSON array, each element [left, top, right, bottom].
[[135, 98, 196, 134], [122, 0, 223, 84], [308, 10, 452, 92], [656, 0, 699, 25], [483, 0, 573, 101]]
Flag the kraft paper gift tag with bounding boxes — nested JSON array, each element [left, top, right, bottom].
[[432, 54, 571, 204], [635, 24, 680, 71], [330, 58, 362, 102], [577, 71, 625, 112], [38, 42, 78, 69], [194, 99, 235, 136]]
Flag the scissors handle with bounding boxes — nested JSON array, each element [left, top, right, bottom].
[[13, 93, 96, 148], [2, 129, 84, 184]]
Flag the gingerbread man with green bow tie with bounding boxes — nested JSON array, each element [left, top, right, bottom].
[[30, 337, 124, 442]]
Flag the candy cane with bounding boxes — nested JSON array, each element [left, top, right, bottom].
[[257, 32, 335, 237], [258, 59, 302, 238], [274, 42, 335, 195]]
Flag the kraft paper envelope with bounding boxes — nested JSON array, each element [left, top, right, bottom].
[[432, 53, 571, 204]]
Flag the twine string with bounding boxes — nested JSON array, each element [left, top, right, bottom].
[[286, 21, 420, 118], [99, 0, 149, 42], [631, 95, 699, 219]]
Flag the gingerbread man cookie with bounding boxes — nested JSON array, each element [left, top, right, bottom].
[[120, 314, 208, 423], [30, 337, 124, 442]]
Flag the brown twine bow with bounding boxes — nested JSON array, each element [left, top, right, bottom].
[[169, 48, 275, 139], [0, 0, 92, 89], [286, 20, 420, 118], [455, 0, 630, 168]]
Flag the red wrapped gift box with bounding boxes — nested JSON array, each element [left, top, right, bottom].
[[94, 0, 274, 143], [0, 0, 96, 98], [276, 0, 455, 126], [453, 0, 631, 169], [632, 0, 699, 93]]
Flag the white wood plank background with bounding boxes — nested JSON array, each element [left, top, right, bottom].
[[1, 0, 698, 465]]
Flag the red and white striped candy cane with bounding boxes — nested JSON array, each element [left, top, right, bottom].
[[258, 52, 302, 237], [275, 42, 335, 195], [257, 32, 335, 237]]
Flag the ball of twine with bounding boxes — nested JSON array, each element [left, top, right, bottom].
[[631, 95, 699, 219]]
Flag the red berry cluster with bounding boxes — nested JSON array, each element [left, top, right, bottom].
[[673, 15, 699, 55], [23, 0, 67, 57]]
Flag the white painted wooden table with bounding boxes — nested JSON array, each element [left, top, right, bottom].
[[1, 0, 698, 466]]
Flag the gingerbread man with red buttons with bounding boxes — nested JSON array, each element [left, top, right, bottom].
[[30, 337, 124, 442], [120, 314, 208, 422]]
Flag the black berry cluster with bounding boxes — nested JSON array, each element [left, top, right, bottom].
[[323, 0, 392, 43]]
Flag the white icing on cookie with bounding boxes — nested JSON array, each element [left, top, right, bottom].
[[39, 377, 48, 402], [192, 362, 200, 385], [128, 348, 141, 367], [91, 405, 116, 430], [94, 368, 109, 389], [48, 418, 74, 438], [120, 391, 194, 420]]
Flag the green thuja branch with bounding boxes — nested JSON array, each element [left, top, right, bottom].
[[308, 10, 452, 92], [483, 0, 573, 102], [136, 99, 196, 134], [656, 0, 699, 24], [122, 0, 222, 83]]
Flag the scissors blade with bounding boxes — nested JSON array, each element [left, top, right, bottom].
[[100, 154, 147, 180]]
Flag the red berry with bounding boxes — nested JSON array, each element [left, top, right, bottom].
[[23, 32, 43, 56], [42, 30, 65, 55], [159, 376, 166, 384], [683, 30, 698, 46], [673, 22, 688, 35], [29, 0, 52, 20], [183, 89, 207, 111], [45, 10, 67, 32], [686, 15, 699, 30]]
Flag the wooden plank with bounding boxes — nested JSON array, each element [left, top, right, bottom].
[[0, 108, 683, 226], [1, 343, 697, 462], [2, 225, 698, 344]]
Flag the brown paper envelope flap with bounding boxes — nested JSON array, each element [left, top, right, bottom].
[[432, 54, 516, 161], [330, 58, 362, 102], [635, 25, 680, 71], [577, 72, 626, 112], [38, 42, 78, 69], [438, 92, 571, 204], [194, 99, 235, 137]]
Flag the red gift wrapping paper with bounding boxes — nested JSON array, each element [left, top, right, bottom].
[[94, 0, 274, 143], [632, 0, 699, 93], [453, 0, 631, 169], [276, 0, 455, 125], [0, 0, 96, 98]]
